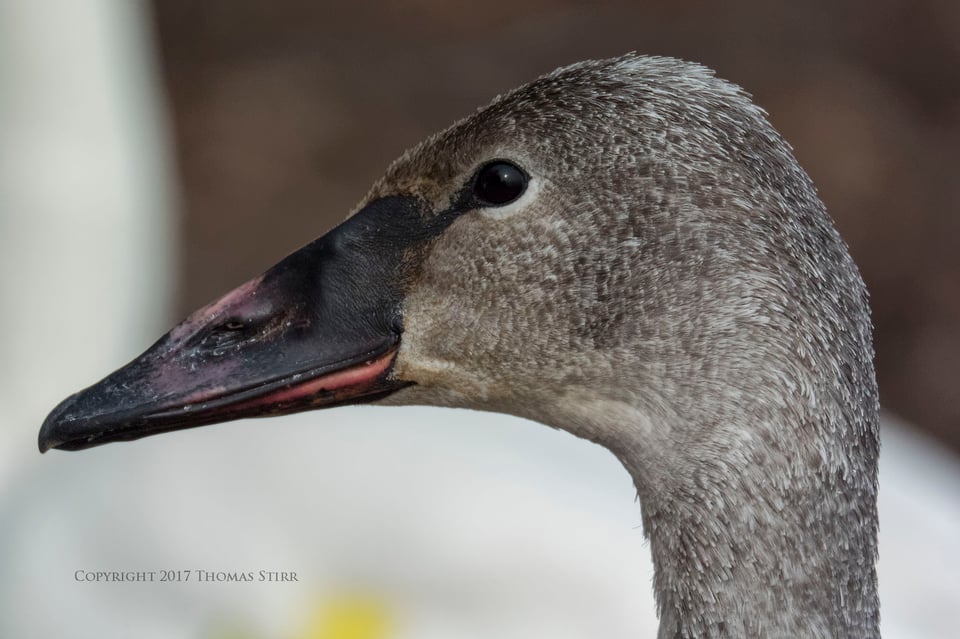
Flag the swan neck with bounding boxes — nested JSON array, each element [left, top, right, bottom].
[[615, 411, 881, 639]]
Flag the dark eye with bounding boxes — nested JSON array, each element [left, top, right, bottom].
[[474, 161, 527, 206]]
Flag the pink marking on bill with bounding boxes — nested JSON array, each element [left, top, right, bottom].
[[234, 350, 396, 410]]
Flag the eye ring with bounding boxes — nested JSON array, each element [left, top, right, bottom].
[[473, 160, 528, 206]]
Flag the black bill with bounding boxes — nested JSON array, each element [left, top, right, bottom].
[[38, 195, 443, 452]]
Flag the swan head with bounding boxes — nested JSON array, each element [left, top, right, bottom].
[[39, 53, 880, 636], [39, 51, 877, 485]]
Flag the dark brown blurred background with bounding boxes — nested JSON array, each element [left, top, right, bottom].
[[149, 0, 960, 451]]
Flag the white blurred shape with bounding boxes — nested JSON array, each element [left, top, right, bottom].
[[0, 0, 176, 484], [1, 408, 657, 639], [877, 415, 960, 638]]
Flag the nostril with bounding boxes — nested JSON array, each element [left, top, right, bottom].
[[193, 313, 282, 354], [222, 319, 245, 331]]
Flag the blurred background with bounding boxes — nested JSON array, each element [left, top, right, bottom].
[[1, 1, 958, 638]]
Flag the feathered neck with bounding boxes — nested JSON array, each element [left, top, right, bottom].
[[524, 380, 880, 638]]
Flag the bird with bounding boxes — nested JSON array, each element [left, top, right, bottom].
[[38, 54, 880, 638]]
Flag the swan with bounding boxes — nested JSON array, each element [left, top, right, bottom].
[[38, 54, 880, 638]]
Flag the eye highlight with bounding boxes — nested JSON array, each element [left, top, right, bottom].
[[473, 161, 528, 206]]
